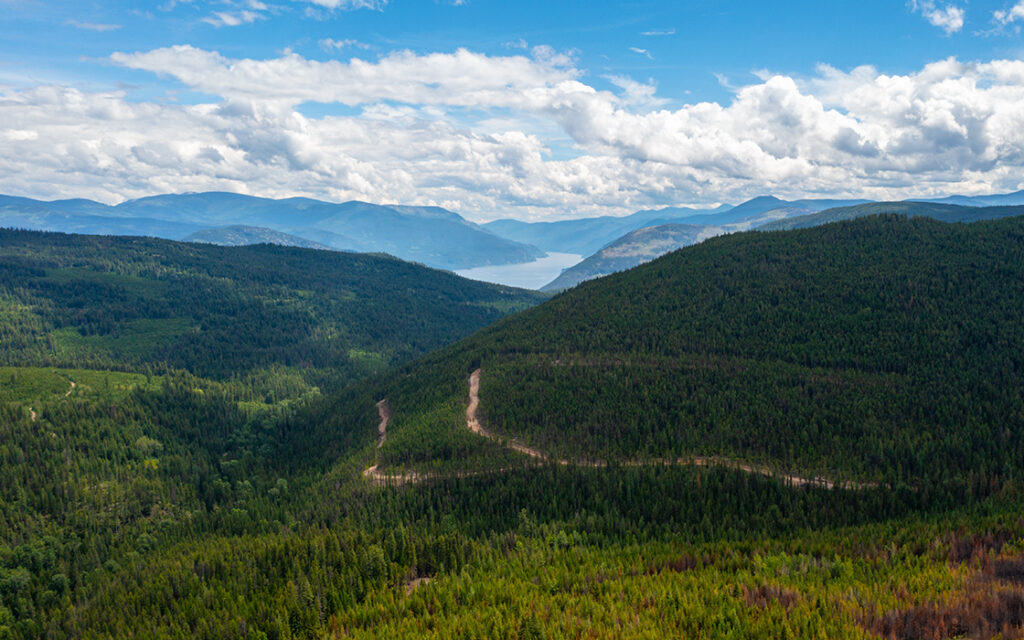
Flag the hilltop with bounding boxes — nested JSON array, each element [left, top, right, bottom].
[[0, 228, 545, 385], [330, 214, 1024, 486]]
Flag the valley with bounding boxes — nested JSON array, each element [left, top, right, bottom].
[[3, 213, 1024, 639]]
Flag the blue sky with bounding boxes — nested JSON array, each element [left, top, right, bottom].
[[2, 0, 1024, 220]]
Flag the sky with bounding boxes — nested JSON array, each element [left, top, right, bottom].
[[2, 0, 1024, 221]]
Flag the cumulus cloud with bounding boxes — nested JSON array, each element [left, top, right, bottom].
[[4, 47, 1024, 220], [994, 1, 1024, 25], [911, 0, 965, 33], [110, 46, 584, 109]]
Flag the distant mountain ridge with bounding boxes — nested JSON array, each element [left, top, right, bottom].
[[481, 196, 869, 257], [0, 192, 544, 270], [755, 201, 1024, 232], [6, 188, 1024, 288], [913, 189, 1024, 208], [537, 193, 1024, 290], [183, 225, 333, 250], [541, 223, 708, 291]]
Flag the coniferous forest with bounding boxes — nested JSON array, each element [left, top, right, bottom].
[[3, 216, 1024, 638]]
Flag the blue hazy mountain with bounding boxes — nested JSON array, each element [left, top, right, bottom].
[[0, 192, 544, 270], [542, 223, 706, 291], [540, 197, 1002, 291], [913, 189, 1024, 207], [0, 196, 207, 239], [482, 196, 868, 256], [756, 201, 1024, 231], [482, 205, 725, 256], [183, 225, 334, 250]]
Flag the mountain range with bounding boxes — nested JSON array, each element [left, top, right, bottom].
[[0, 192, 543, 270], [5, 189, 1024, 291], [537, 191, 1024, 290]]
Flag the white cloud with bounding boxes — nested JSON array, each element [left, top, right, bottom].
[[64, 20, 123, 31], [110, 46, 583, 109], [911, 0, 965, 33], [994, 1, 1024, 24], [319, 38, 371, 51], [640, 28, 675, 36], [203, 10, 264, 26], [301, 0, 387, 9], [629, 47, 653, 60], [4, 48, 1024, 220]]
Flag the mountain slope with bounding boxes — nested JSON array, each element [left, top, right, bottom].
[[757, 201, 1024, 231], [541, 223, 706, 291], [8, 216, 1024, 639], [184, 225, 333, 250], [0, 198, 206, 239], [113, 192, 545, 269], [481, 205, 726, 256], [324, 214, 1024, 486], [534, 197, 873, 291], [0, 192, 546, 270], [482, 196, 868, 256], [0, 228, 546, 384], [916, 189, 1024, 207]]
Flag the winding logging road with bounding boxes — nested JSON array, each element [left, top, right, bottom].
[[364, 369, 872, 491], [26, 378, 76, 423]]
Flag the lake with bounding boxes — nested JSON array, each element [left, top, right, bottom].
[[455, 252, 582, 290]]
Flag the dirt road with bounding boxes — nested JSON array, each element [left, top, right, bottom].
[[376, 399, 392, 448], [364, 369, 872, 491], [362, 464, 423, 486], [467, 369, 549, 461]]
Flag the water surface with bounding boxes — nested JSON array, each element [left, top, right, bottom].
[[455, 252, 582, 290]]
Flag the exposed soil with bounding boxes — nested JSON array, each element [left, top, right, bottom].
[[467, 369, 550, 461], [376, 399, 392, 448], [404, 577, 431, 595], [362, 464, 424, 486], [364, 369, 873, 491]]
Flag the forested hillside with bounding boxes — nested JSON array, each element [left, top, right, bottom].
[[183, 225, 333, 250], [325, 214, 1024, 487], [5, 216, 1024, 639], [0, 228, 547, 638], [0, 229, 544, 386]]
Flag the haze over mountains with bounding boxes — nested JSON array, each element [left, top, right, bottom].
[[537, 191, 1024, 290], [5, 189, 1024, 291], [0, 192, 543, 271]]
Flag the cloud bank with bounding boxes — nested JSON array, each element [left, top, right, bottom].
[[2, 46, 1024, 220]]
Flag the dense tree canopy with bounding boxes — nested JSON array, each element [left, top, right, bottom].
[[3, 217, 1024, 638]]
